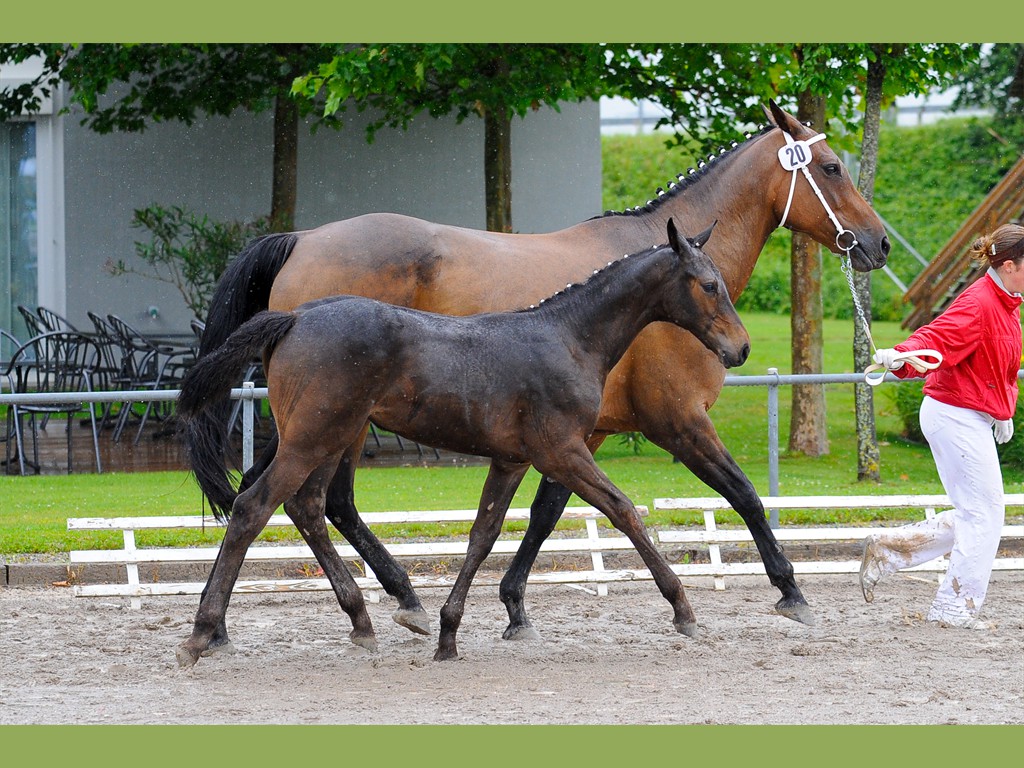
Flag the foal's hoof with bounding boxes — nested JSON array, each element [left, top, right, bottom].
[[175, 644, 201, 669], [502, 623, 542, 642], [674, 619, 700, 638], [201, 640, 237, 657], [349, 631, 379, 653], [775, 597, 816, 626], [392, 607, 431, 636], [433, 646, 459, 662]]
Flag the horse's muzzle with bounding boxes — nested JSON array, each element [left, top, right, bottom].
[[849, 234, 891, 272], [722, 342, 750, 369]]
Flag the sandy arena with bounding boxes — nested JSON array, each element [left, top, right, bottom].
[[1, 570, 1021, 725]]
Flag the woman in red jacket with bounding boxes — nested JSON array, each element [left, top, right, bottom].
[[860, 223, 1023, 630]]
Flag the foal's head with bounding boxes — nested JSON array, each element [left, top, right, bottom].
[[663, 218, 750, 369]]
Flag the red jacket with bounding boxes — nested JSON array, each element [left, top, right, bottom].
[[893, 271, 1021, 421]]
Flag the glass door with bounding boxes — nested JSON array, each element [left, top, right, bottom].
[[0, 120, 38, 349]]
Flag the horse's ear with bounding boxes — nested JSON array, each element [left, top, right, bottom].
[[689, 220, 717, 249], [666, 217, 682, 254], [768, 99, 799, 136]]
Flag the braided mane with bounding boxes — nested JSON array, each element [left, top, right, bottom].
[[596, 123, 775, 220], [515, 242, 665, 312]]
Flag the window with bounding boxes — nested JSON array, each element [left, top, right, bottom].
[[1, 120, 37, 340]]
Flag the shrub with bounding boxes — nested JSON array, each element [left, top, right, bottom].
[[884, 382, 1024, 470], [106, 204, 273, 322]]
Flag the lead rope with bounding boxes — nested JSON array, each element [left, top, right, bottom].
[[775, 129, 942, 386]]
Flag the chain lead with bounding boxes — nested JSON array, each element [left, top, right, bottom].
[[841, 254, 876, 353]]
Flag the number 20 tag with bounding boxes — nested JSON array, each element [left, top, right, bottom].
[[777, 140, 813, 171]]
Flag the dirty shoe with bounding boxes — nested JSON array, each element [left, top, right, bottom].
[[859, 535, 886, 603], [927, 609, 991, 631]]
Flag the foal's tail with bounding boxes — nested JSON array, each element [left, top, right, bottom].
[[186, 233, 298, 520], [178, 310, 297, 522]]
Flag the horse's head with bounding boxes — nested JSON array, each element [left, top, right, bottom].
[[763, 99, 890, 273], [665, 218, 750, 368]]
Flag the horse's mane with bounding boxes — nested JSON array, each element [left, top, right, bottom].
[[514, 242, 665, 313], [594, 122, 776, 220]]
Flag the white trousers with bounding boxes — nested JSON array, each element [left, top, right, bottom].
[[873, 396, 1005, 620]]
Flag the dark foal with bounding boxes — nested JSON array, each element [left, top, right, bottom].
[[175, 219, 749, 666]]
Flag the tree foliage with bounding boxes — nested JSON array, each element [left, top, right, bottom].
[[0, 44, 335, 130], [0, 43, 341, 231], [110, 204, 272, 322], [295, 44, 612, 232], [951, 43, 1024, 119]]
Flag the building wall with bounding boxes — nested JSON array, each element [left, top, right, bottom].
[[62, 101, 601, 334]]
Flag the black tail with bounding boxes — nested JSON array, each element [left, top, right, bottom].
[[179, 310, 297, 521], [185, 232, 297, 519]]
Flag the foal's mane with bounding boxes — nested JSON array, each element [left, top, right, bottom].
[[595, 123, 776, 220], [514, 242, 666, 313]]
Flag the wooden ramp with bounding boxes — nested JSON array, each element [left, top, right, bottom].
[[902, 154, 1024, 330]]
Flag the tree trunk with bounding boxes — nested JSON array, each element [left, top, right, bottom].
[[270, 91, 299, 233], [853, 46, 890, 482], [484, 106, 513, 233], [788, 89, 829, 456]]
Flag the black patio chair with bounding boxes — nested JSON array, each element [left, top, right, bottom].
[[36, 305, 78, 333], [0, 328, 19, 367], [2, 331, 103, 475], [16, 304, 45, 338], [106, 314, 196, 444], [86, 311, 132, 430], [1, 328, 22, 467]]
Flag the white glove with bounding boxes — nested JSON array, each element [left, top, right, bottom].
[[994, 419, 1014, 445], [872, 348, 904, 371]]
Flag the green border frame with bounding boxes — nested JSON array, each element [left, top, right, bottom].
[[3, 1, 1023, 42], [3, 2, 1021, 761]]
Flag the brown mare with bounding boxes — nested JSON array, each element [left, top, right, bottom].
[[176, 220, 750, 664], [187, 100, 890, 652]]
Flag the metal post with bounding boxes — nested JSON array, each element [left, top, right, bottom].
[[241, 381, 255, 472], [767, 367, 780, 528]]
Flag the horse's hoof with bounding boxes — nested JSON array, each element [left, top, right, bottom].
[[349, 631, 379, 653], [674, 620, 699, 638], [175, 645, 200, 669], [502, 623, 542, 642], [201, 640, 237, 657], [392, 608, 431, 636], [776, 597, 816, 626], [433, 646, 459, 662]]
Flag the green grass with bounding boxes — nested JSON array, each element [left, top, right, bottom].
[[6, 312, 1017, 556]]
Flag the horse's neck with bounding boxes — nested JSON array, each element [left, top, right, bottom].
[[545, 250, 672, 374], [583, 139, 780, 297]]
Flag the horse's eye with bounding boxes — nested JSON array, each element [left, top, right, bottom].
[[702, 282, 718, 295], [822, 163, 841, 177]]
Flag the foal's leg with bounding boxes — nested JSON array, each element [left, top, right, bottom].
[[645, 412, 812, 625], [285, 462, 377, 652], [538, 446, 698, 638], [322, 425, 431, 635], [176, 453, 317, 668], [197, 432, 279, 655], [435, 460, 530, 662], [499, 434, 607, 641]]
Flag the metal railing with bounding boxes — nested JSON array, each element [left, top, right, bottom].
[[5, 370, 1021, 523]]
